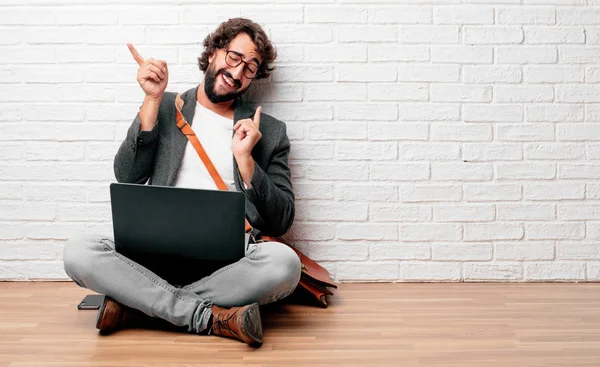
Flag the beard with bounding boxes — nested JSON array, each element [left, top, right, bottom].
[[203, 64, 247, 103]]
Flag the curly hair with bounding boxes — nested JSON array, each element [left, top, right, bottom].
[[198, 18, 277, 80]]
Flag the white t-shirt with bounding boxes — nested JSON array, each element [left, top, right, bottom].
[[173, 103, 237, 191]]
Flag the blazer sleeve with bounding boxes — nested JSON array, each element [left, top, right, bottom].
[[240, 123, 295, 237]]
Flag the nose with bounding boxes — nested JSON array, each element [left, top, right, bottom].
[[229, 63, 244, 80]]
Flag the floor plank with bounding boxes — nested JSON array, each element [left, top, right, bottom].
[[1, 282, 600, 366]]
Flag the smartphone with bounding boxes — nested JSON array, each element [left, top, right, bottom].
[[77, 294, 105, 310]]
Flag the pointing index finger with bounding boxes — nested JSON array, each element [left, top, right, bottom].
[[127, 43, 145, 66], [253, 106, 262, 129]]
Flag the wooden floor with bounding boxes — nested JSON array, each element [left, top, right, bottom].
[[1, 282, 600, 367]]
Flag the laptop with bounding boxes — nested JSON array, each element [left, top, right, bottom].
[[109, 183, 247, 285]]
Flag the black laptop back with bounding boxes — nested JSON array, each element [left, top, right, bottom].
[[109, 183, 246, 284]]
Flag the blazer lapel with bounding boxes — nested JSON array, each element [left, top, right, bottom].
[[166, 86, 199, 186]]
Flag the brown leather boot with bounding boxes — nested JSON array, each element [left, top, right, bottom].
[[96, 296, 146, 334], [210, 303, 263, 346]]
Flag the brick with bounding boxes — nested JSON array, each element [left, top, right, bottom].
[[589, 262, 600, 280], [524, 143, 585, 160], [25, 142, 84, 161], [0, 202, 55, 221], [241, 6, 304, 24], [57, 163, 114, 181], [558, 204, 600, 220], [434, 204, 495, 222], [145, 27, 211, 45], [526, 262, 585, 280], [306, 6, 367, 23], [431, 123, 492, 142], [56, 85, 115, 102], [304, 45, 366, 62], [0, 242, 61, 260], [497, 204, 556, 221], [558, 242, 600, 260], [370, 6, 432, 24], [0, 223, 25, 240], [338, 262, 399, 281], [587, 184, 600, 200], [432, 163, 493, 182], [307, 163, 368, 180], [464, 104, 523, 122], [370, 243, 430, 260], [337, 26, 396, 42], [339, 64, 396, 82], [271, 66, 333, 82], [559, 163, 600, 179], [431, 46, 493, 64], [369, 83, 428, 102], [368, 45, 429, 62], [557, 9, 600, 25], [56, 204, 111, 222], [495, 86, 554, 103], [298, 243, 368, 262], [401, 185, 462, 203], [294, 183, 334, 201], [265, 103, 333, 121], [400, 224, 462, 241], [497, 46, 557, 64], [495, 241, 555, 260], [525, 27, 585, 44], [336, 142, 397, 160], [0, 8, 55, 25], [558, 124, 600, 141], [527, 66, 585, 84], [336, 103, 398, 121], [55, 7, 118, 25], [270, 26, 333, 44], [370, 204, 431, 222], [56, 123, 115, 141], [524, 182, 585, 201], [337, 224, 398, 241], [559, 47, 600, 64], [463, 143, 522, 161], [399, 103, 459, 121], [287, 223, 336, 242], [432, 243, 492, 261], [526, 104, 584, 122], [526, 222, 584, 240], [308, 122, 366, 140], [434, 6, 493, 25], [0, 143, 23, 160], [400, 26, 459, 44], [370, 123, 428, 141], [0, 105, 22, 121], [557, 85, 600, 103], [119, 8, 179, 25], [180, 6, 240, 25], [463, 27, 523, 44], [305, 83, 366, 101], [86, 185, 111, 203], [463, 65, 522, 84], [464, 263, 523, 281], [370, 163, 430, 181], [0, 163, 57, 181], [26, 223, 85, 240], [496, 8, 555, 24], [295, 201, 368, 222], [464, 223, 523, 241], [460, 163, 509, 188], [431, 85, 492, 102], [336, 184, 397, 202], [497, 124, 554, 142], [398, 64, 459, 82], [0, 183, 22, 200], [497, 162, 555, 180], [0, 47, 54, 64], [401, 143, 460, 161], [588, 67, 600, 83], [289, 143, 334, 161], [55, 46, 115, 63], [23, 184, 85, 202], [402, 262, 461, 281]]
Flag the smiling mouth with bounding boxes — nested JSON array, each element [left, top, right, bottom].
[[221, 72, 237, 90]]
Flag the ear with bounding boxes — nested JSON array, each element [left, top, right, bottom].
[[208, 50, 217, 64]]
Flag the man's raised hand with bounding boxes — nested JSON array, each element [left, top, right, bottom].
[[127, 43, 168, 100]]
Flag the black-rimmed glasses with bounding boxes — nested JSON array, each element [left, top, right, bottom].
[[225, 50, 260, 79]]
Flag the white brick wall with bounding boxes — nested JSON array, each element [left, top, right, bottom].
[[1, 1, 599, 282]]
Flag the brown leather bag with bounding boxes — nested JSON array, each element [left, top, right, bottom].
[[174, 95, 337, 307]]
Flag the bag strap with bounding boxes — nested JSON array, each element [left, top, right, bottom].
[[175, 93, 252, 233]]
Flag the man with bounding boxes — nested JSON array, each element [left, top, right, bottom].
[[63, 18, 301, 347]]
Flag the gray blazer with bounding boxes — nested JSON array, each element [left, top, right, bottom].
[[114, 86, 295, 237]]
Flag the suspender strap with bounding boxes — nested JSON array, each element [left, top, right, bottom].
[[175, 93, 252, 233]]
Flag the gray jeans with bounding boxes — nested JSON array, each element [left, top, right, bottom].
[[63, 234, 301, 334]]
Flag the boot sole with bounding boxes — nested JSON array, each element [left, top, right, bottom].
[[241, 303, 263, 345]]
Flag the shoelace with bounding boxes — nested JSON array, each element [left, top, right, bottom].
[[208, 309, 240, 337]]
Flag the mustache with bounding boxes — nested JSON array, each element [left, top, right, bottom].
[[217, 70, 242, 89]]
